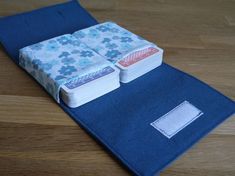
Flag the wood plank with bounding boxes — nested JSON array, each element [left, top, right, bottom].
[[0, 0, 234, 175]]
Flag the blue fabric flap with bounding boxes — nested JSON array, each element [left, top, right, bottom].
[[0, 1, 234, 176], [61, 63, 235, 175], [0, 0, 98, 63]]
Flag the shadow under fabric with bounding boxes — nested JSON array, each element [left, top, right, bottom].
[[0, 1, 234, 176]]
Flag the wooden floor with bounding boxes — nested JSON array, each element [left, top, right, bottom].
[[0, 0, 234, 175]]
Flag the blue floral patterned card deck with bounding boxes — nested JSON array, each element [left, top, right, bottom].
[[19, 34, 116, 103], [73, 22, 164, 83], [73, 22, 159, 64]]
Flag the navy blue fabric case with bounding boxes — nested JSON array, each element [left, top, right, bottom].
[[0, 1, 234, 175]]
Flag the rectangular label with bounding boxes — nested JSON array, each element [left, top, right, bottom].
[[151, 101, 203, 138]]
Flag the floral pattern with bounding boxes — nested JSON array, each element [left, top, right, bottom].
[[59, 51, 70, 58], [70, 39, 81, 47], [105, 50, 121, 59], [57, 36, 71, 45], [102, 38, 111, 43], [80, 50, 94, 57], [61, 57, 76, 65], [46, 42, 60, 51], [96, 25, 110, 32], [78, 59, 92, 68], [73, 31, 86, 39], [120, 37, 133, 43], [88, 29, 100, 38], [73, 22, 155, 63], [41, 63, 53, 71], [29, 43, 43, 51], [19, 34, 111, 102], [32, 59, 42, 69], [46, 82, 55, 95], [59, 65, 77, 76], [105, 43, 118, 50]]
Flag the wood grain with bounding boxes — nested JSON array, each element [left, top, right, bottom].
[[0, 0, 234, 175]]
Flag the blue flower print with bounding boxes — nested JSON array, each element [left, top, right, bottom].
[[19, 56, 26, 67], [121, 37, 133, 43], [105, 50, 121, 59], [105, 22, 113, 28], [59, 66, 77, 76], [71, 50, 80, 54], [32, 59, 42, 70], [30, 43, 43, 51], [59, 52, 70, 59], [46, 42, 60, 52], [55, 75, 66, 81], [88, 29, 100, 38], [73, 31, 86, 39], [121, 31, 132, 36], [37, 70, 45, 85], [96, 25, 110, 32], [49, 39, 56, 42], [26, 59, 31, 67], [105, 43, 118, 50], [30, 71, 36, 77], [110, 28, 119, 33], [112, 36, 120, 40], [61, 57, 76, 65], [80, 50, 94, 57], [49, 59, 60, 66], [46, 73, 51, 78], [69, 40, 81, 47], [57, 36, 71, 45], [41, 63, 53, 71], [102, 38, 111, 43], [78, 59, 92, 68], [46, 83, 54, 95]]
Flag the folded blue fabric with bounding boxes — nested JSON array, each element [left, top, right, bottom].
[[61, 64, 235, 175], [0, 0, 97, 63], [0, 1, 234, 176]]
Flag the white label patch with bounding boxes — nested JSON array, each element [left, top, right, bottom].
[[150, 101, 203, 138]]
